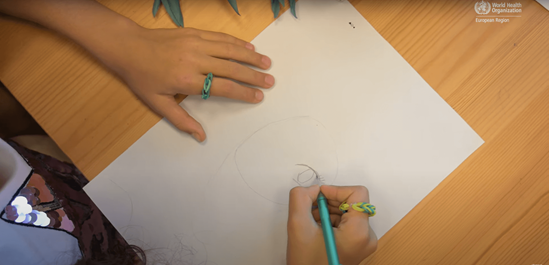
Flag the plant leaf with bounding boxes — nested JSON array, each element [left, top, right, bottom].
[[289, 0, 297, 18], [153, 0, 161, 17], [278, 0, 285, 7], [271, 0, 280, 18], [228, 0, 240, 15], [169, 0, 184, 27], [161, 0, 184, 27], [161, 0, 176, 25]]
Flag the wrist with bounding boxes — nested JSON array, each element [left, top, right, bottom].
[[82, 16, 143, 68]]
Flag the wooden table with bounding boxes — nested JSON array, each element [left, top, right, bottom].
[[1, 0, 548, 263]]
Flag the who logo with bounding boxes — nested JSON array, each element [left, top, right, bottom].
[[475, 0, 491, 15]]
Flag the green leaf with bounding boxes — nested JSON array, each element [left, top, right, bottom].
[[278, 0, 285, 7], [161, 0, 184, 27], [228, 0, 240, 15], [169, 0, 184, 27], [152, 0, 161, 17], [160, 0, 176, 25], [271, 0, 280, 18], [289, 0, 297, 18]]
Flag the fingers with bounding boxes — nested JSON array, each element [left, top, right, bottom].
[[312, 208, 343, 226], [201, 40, 271, 70], [321, 186, 376, 265], [311, 204, 342, 221], [184, 29, 269, 69], [329, 214, 342, 227], [314, 214, 342, 227], [320, 185, 371, 229], [192, 28, 252, 50], [288, 185, 320, 230], [179, 74, 265, 104], [205, 57, 274, 89], [320, 185, 370, 205], [210, 77, 265, 103], [150, 95, 206, 142]]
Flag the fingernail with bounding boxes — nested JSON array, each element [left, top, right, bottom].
[[265, 75, 275, 86], [255, 91, 264, 101], [245, 43, 255, 50], [191, 132, 201, 142], [262, 56, 271, 67]]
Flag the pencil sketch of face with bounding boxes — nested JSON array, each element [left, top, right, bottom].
[[191, 117, 339, 264], [233, 117, 338, 204]]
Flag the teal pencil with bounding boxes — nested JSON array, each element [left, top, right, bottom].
[[317, 192, 341, 265]]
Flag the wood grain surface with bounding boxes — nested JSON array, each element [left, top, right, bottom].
[[1, 0, 548, 264]]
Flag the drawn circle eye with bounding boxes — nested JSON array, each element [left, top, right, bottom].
[[296, 168, 315, 183]]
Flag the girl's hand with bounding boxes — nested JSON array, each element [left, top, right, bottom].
[[0, 0, 274, 142], [100, 26, 274, 142], [287, 185, 378, 265]]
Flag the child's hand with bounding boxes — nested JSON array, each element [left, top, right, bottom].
[[287, 185, 377, 265], [100, 26, 274, 142], [0, 0, 274, 143]]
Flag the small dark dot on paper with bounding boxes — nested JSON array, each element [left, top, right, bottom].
[[349, 22, 355, 29]]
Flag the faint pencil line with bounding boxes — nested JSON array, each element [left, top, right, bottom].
[[232, 116, 339, 203], [109, 178, 134, 233]]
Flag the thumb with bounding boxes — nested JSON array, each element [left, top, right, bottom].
[[151, 95, 206, 142], [288, 185, 320, 229]]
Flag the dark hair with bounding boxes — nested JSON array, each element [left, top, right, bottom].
[[74, 244, 146, 265]]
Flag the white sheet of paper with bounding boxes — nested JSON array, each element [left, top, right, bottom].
[[85, 1, 484, 264], [536, 0, 549, 11]]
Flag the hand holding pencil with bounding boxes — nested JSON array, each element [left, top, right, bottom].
[[287, 185, 378, 265]]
